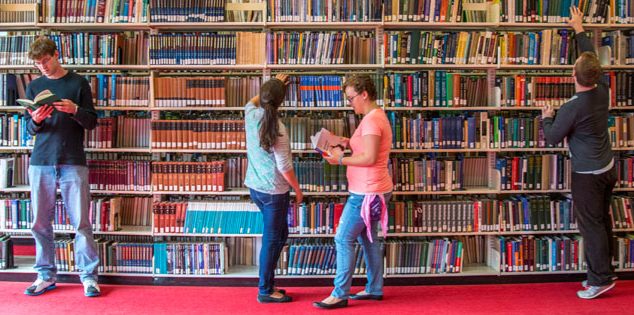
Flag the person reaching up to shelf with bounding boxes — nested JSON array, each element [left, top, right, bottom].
[[542, 6, 617, 299], [244, 73, 303, 303], [313, 74, 393, 309], [22, 36, 100, 297]]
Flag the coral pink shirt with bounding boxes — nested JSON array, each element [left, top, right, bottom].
[[347, 108, 393, 194]]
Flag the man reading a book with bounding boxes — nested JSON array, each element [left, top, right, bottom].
[[542, 6, 617, 300], [22, 36, 100, 297]]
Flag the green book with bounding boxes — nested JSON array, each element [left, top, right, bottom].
[[17, 89, 61, 111]]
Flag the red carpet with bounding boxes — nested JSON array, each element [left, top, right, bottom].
[[0, 281, 632, 315]]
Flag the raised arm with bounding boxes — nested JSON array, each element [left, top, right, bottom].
[[247, 73, 290, 107], [568, 6, 594, 54]]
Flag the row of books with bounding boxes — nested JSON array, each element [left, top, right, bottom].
[[40, 0, 150, 23], [294, 159, 347, 192], [7, 71, 634, 111], [150, 161, 226, 192], [389, 156, 488, 192], [384, 30, 589, 65], [0, 234, 14, 269], [5, 0, 634, 24], [148, 32, 265, 65], [384, 238, 464, 274], [0, 114, 34, 147], [500, 0, 610, 23], [0, 154, 25, 181], [283, 115, 355, 150], [267, 0, 382, 22], [180, 201, 263, 234], [50, 32, 148, 65], [150, 120, 245, 150], [149, 0, 228, 23], [87, 159, 152, 191], [0, 196, 152, 231], [266, 31, 377, 65], [496, 154, 571, 191], [153, 241, 225, 275], [86, 116, 150, 149], [23, 234, 634, 276], [385, 71, 489, 108], [491, 235, 585, 272], [89, 74, 149, 107]]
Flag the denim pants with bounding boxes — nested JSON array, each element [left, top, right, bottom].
[[249, 188, 289, 295], [29, 165, 99, 282], [332, 192, 391, 299]]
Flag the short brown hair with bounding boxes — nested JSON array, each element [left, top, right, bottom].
[[343, 74, 377, 101], [28, 36, 57, 60], [574, 52, 602, 87]]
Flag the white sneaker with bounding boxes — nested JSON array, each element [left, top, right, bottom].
[[24, 279, 56, 296], [82, 279, 101, 297]]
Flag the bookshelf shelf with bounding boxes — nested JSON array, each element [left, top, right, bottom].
[[150, 149, 247, 154], [266, 22, 381, 30], [96, 106, 151, 111], [385, 64, 495, 70], [150, 22, 264, 30], [267, 64, 382, 70], [150, 65, 263, 71], [36, 22, 151, 30], [392, 148, 490, 153], [85, 147, 152, 153], [149, 106, 244, 111], [383, 22, 498, 29], [0, 22, 37, 30], [393, 188, 493, 195]]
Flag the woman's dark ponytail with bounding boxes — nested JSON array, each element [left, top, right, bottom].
[[259, 78, 286, 152]]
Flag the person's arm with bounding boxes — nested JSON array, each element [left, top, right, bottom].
[[273, 124, 303, 203], [568, 6, 594, 54], [53, 79, 97, 130], [542, 102, 577, 146], [324, 134, 380, 167]]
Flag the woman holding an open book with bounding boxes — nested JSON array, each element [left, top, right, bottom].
[[244, 73, 303, 303], [314, 74, 393, 309]]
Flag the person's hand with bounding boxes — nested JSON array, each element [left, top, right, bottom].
[[542, 104, 555, 118], [294, 189, 303, 204], [566, 6, 584, 33], [339, 137, 350, 148], [323, 151, 342, 165], [27, 105, 54, 124], [275, 73, 289, 85], [53, 99, 78, 115]]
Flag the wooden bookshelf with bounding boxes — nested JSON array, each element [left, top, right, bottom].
[[0, 1, 633, 280]]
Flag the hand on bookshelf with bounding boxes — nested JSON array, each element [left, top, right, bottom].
[[567, 6, 585, 34], [274, 73, 289, 85], [542, 104, 555, 118], [27, 105, 54, 124], [53, 99, 78, 115]]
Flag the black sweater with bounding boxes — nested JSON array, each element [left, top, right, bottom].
[[25, 71, 97, 166], [542, 32, 613, 173]]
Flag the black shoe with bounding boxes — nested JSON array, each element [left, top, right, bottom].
[[275, 288, 286, 295], [349, 293, 383, 300], [313, 299, 348, 309], [257, 293, 292, 303]]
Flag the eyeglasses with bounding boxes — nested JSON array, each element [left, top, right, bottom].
[[346, 94, 360, 103], [33, 56, 53, 67]]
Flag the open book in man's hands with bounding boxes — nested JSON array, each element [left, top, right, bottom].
[[17, 89, 61, 111], [310, 128, 347, 157]]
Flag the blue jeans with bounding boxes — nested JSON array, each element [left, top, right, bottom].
[[332, 192, 391, 299], [249, 188, 289, 295], [29, 165, 99, 282]]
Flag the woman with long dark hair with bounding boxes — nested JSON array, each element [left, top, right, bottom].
[[244, 73, 302, 303]]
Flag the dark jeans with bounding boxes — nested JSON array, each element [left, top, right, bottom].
[[571, 166, 617, 286], [249, 188, 290, 295]]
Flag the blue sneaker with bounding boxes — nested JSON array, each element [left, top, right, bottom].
[[577, 283, 615, 299], [24, 279, 56, 296], [82, 279, 101, 297]]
